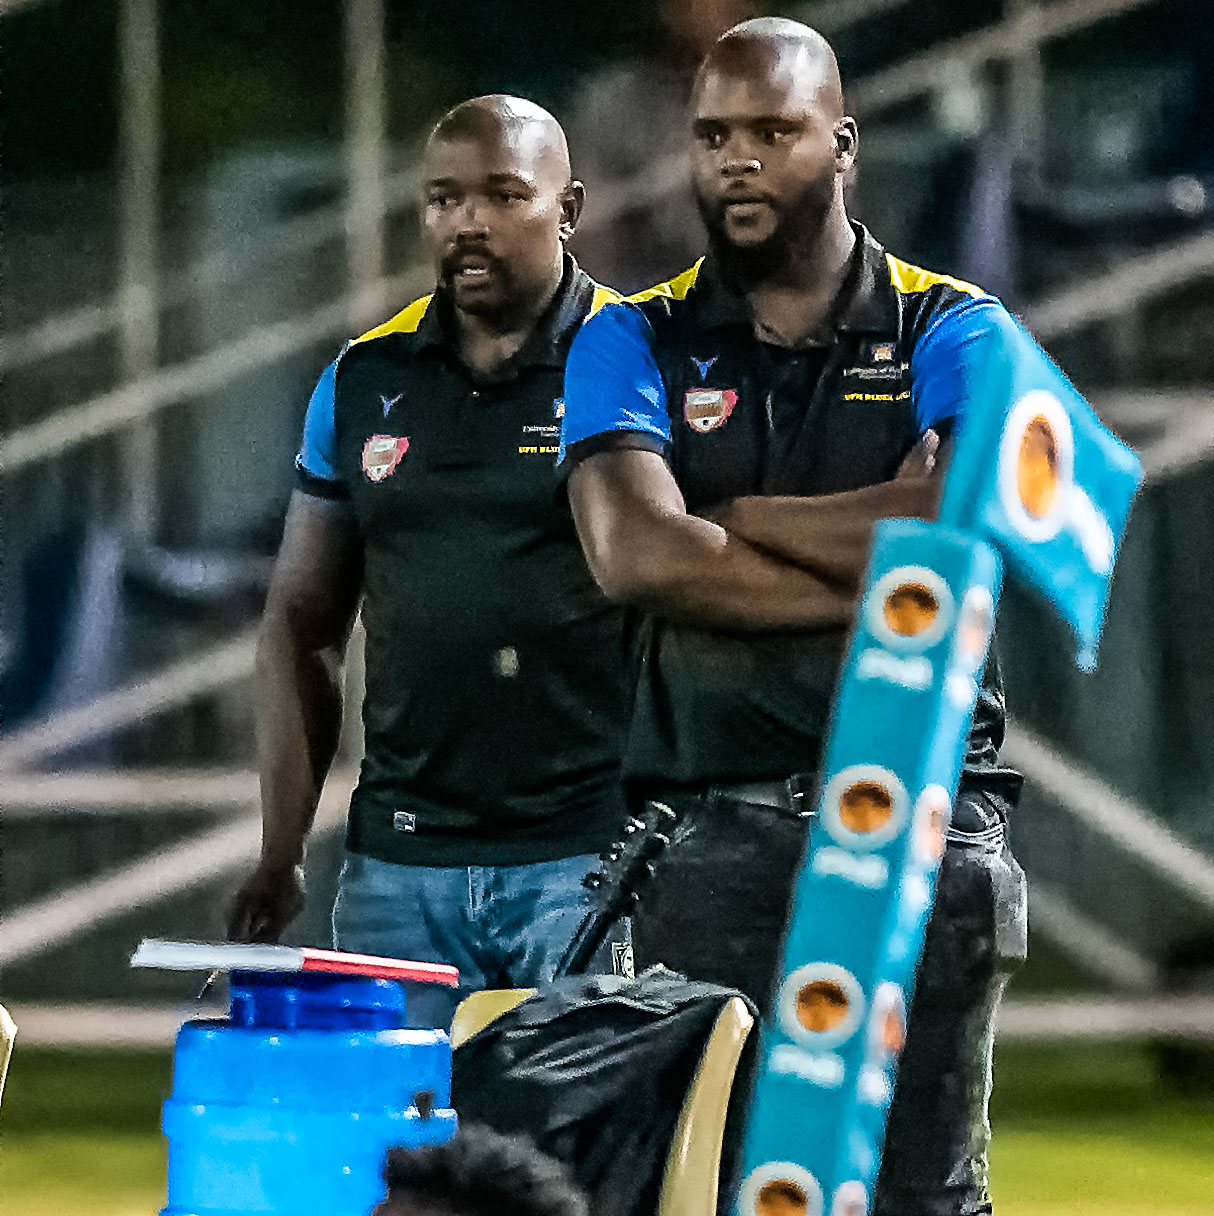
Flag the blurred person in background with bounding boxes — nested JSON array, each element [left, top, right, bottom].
[[228, 95, 633, 1029], [374, 1125, 589, 1216], [559, 19, 1028, 1215], [566, 0, 756, 291]]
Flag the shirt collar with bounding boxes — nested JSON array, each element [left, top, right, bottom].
[[692, 222, 898, 339], [414, 253, 595, 373]]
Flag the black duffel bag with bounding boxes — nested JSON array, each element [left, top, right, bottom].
[[452, 967, 759, 1216]]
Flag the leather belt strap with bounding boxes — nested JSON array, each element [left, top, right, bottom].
[[707, 775, 816, 817]]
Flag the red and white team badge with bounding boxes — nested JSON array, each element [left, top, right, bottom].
[[361, 435, 410, 482], [683, 387, 738, 433]]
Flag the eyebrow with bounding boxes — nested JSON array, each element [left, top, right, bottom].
[[694, 113, 809, 129], [425, 172, 536, 190], [485, 172, 535, 188]]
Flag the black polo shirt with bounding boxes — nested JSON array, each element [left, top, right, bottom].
[[560, 225, 1018, 802], [295, 258, 633, 865]]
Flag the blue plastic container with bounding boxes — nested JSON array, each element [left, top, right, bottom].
[[161, 971, 456, 1215]]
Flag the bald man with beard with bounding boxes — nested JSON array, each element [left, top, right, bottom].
[[229, 96, 633, 1029], [560, 19, 1029, 1215]]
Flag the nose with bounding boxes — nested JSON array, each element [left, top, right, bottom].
[[722, 154, 762, 179], [719, 134, 762, 179], [453, 197, 489, 240]]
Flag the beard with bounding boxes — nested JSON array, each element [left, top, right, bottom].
[[437, 247, 519, 319], [696, 170, 836, 289]]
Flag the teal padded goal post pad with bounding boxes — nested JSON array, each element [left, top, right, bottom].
[[937, 309, 1141, 669], [737, 520, 1001, 1213]]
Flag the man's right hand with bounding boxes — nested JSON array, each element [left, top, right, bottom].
[[226, 862, 306, 943], [896, 427, 941, 481]]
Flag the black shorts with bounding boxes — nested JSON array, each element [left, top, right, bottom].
[[630, 781, 1028, 1216]]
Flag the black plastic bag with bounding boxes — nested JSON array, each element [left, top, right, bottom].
[[452, 967, 759, 1216]]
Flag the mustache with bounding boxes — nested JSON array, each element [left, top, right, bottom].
[[696, 188, 782, 234], [439, 245, 504, 281], [720, 185, 775, 206], [699, 191, 782, 232]]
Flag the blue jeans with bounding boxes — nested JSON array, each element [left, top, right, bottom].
[[332, 850, 629, 1029]]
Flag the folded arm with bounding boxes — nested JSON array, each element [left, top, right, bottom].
[[709, 432, 949, 592], [568, 444, 853, 632]]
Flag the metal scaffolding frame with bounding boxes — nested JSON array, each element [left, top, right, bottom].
[[3, 0, 1211, 995], [3, 0, 1187, 485]]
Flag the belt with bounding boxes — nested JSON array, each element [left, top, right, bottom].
[[706, 775, 816, 818]]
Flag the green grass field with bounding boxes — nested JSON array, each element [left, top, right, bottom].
[[1, 1042, 1210, 1215]]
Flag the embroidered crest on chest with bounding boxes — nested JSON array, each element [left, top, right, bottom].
[[362, 435, 410, 481], [684, 387, 738, 433]]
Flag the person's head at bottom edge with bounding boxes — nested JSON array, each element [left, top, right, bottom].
[[374, 1123, 590, 1216]]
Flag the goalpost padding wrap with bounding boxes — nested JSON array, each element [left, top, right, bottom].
[[735, 320, 1142, 1216], [736, 520, 1001, 1216]]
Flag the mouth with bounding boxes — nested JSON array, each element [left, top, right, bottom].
[[723, 198, 769, 215], [445, 253, 498, 284], [719, 194, 773, 225], [721, 188, 770, 207]]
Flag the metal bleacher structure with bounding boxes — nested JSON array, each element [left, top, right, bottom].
[[2, 0, 1213, 1046]]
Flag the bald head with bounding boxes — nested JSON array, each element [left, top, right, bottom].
[[428, 94, 572, 188], [420, 94, 584, 326], [688, 18, 857, 275], [695, 17, 844, 119]]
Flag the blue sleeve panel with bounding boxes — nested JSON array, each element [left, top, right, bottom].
[[296, 358, 346, 492], [911, 296, 1015, 437], [558, 304, 671, 466]]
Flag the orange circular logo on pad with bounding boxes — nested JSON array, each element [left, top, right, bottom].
[[779, 964, 864, 1046], [998, 390, 1074, 540], [866, 566, 952, 651], [822, 766, 907, 850], [795, 980, 851, 1034], [882, 582, 940, 637], [1017, 416, 1060, 519], [839, 781, 895, 835], [757, 1179, 811, 1216], [740, 1163, 823, 1216]]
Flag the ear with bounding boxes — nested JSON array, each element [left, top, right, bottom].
[[834, 117, 858, 174], [559, 179, 586, 242]]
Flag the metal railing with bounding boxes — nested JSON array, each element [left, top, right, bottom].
[[4, 0, 1209, 995], [1, 0, 1182, 479]]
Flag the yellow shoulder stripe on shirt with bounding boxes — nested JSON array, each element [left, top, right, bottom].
[[886, 254, 983, 299], [585, 262, 700, 319], [350, 294, 434, 346], [588, 283, 624, 318], [626, 260, 704, 305]]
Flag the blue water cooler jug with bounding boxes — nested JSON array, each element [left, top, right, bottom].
[[160, 970, 457, 1215]]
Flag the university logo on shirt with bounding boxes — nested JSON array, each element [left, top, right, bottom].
[[684, 387, 738, 433], [362, 435, 410, 482]]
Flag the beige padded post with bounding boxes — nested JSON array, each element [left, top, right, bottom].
[[0, 1004, 16, 1110], [658, 995, 756, 1216], [450, 988, 536, 1050]]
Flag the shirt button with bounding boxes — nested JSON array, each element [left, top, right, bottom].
[[470, 390, 480, 399]]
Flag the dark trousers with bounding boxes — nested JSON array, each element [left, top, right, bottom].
[[631, 784, 1028, 1216]]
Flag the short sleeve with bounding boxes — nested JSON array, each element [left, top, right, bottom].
[[558, 303, 670, 469], [295, 358, 349, 498], [911, 296, 1017, 437]]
